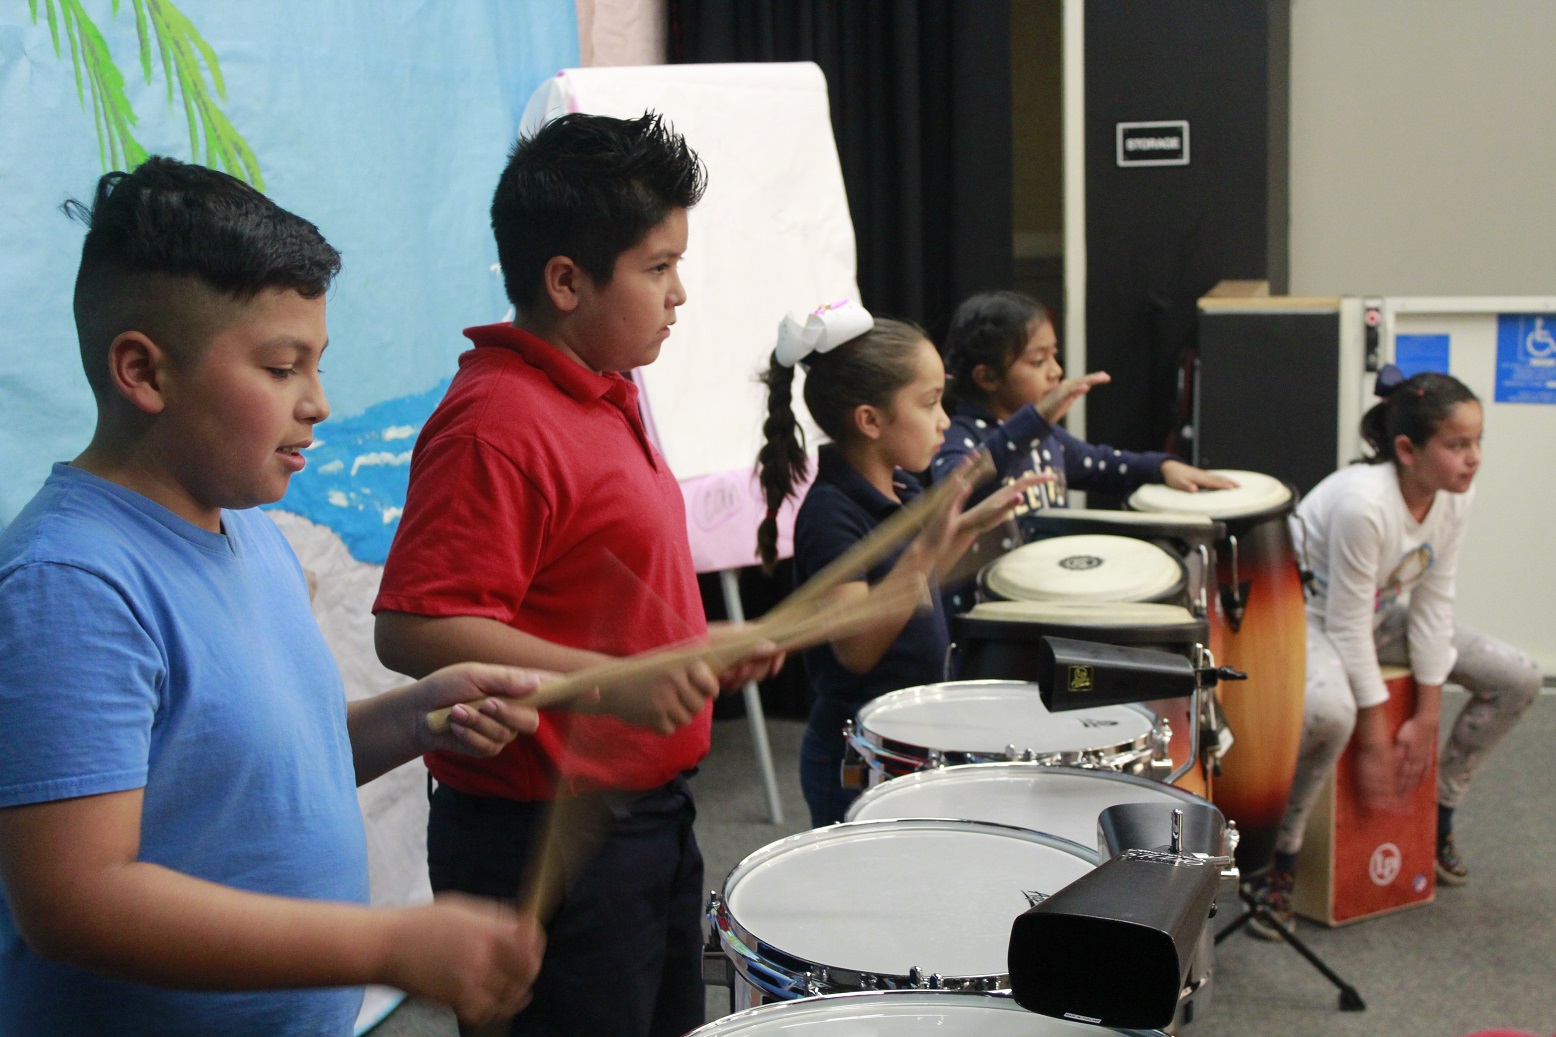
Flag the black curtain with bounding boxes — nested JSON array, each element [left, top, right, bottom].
[[668, 0, 1013, 343]]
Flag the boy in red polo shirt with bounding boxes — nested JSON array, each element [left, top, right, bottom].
[[374, 113, 777, 1036]]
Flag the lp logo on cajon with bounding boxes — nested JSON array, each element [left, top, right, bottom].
[[1369, 843, 1403, 887]]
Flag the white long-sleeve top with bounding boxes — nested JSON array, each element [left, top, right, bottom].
[[1290, 462, 1473, 708]]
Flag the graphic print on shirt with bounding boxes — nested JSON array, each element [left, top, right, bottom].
[[1003, 443, 1066, 512], [1375, 543, 1435, 612]]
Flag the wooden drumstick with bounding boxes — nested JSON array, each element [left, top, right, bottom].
[[426, 575, 931, 734], [760, 449, 992, 632]]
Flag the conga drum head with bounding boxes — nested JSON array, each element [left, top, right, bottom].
[[1025, 507, 1217, 529], [709, 820, 1096, 998], [966, 600, 1199, 628], [1128, 470, 1291, 521], [854, 680, 1156, 769], [846, 763, 1215, 854], [982, 534, 1185, 604], [687, 991, 1162, 1035]]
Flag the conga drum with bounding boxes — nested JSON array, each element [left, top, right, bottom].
[[1129, 470, 1306, 871], [979, 534, 1188, 607], [951, 601, 1212, 796]]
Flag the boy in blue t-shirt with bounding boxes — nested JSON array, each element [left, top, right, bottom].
[[0, 158, 545, 1037]]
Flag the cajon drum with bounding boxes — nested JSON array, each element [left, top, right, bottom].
[[1293, 666, 1438, 925]]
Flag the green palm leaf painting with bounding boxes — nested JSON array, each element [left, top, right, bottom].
[[29, 0, 263, 187]]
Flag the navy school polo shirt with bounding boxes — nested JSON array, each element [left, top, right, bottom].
[[792, 445, 952, 705]]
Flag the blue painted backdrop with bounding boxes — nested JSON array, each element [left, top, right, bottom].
[[0, 1, 578, 561]]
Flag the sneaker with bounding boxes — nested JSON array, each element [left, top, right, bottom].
[[1245, 868, 1295, 941], [1437, 835, 1470, 886]]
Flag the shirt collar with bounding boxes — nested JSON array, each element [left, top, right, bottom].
[[953, 399, 1000, 426], [462, 323, 637, 408], [815, 444, 921, 520]]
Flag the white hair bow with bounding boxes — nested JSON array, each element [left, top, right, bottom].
[[774, 300, 874, 368]]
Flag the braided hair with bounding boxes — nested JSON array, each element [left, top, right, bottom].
[[754, 318, 927, 572]]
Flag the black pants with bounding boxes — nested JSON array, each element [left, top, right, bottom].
[[427, 778, 705, 1037]]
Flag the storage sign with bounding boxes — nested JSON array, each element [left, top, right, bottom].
[[1116, 120, 1190, 167]]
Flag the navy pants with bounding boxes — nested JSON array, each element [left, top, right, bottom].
[[799, 697, 864, 827], [427, 778, 705, 1037]]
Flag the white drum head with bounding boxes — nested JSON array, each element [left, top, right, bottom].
[[722, 820, 1095, 981], [846, 763, 1207, 850], [967, 600, 1198, 628], [856, 681, 1154, 757], [688, 991, 1143, 1035], [1128, 470, 1291, 519], [985, 534, 1183, 603], [1031, 507, 1216, 528]]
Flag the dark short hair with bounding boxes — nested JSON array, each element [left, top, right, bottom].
[[491, 111, 706, 312], [942, 290, 1051, 409], [66, 156, 341, 397]]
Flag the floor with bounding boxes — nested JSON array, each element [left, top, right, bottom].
[[369, 688, 1556, 1036]]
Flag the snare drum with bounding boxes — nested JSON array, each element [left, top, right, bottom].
[[687, 991, 1165, 1036], [845, 763, 1215, 853], [980, 534, 1187, 606], [951, 602, 1212, 795], [843, 680, 1166, 787], [843, 764, 1227, 1028], [704, 819, 1096, 1008], [1129, 470, 1307, 870]]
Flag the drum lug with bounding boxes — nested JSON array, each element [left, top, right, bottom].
[[1005, 743, 1019, 761], [909, 965, 925, 989], [927, 749, 946, 769], [1021, 748, 1036, 762], [929, 973, 945, 990], [859, 972, 878, 990], [804, 968, 829, 996]]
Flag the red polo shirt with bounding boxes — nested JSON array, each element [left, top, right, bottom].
[[374, 324, 711, 798]]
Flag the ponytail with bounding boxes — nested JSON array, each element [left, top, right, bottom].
[[1360, 369, 1478, 464], [755, 356, 807, 573]]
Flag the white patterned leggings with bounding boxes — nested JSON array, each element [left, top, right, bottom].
[[1274, 606, 1542, 856]]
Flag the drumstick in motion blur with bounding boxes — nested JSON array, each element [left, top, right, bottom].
[[426, 573, 933, 734], [428, 452, 992, 734]]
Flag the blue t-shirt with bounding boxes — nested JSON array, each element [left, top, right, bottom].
[[793, 447, 951, 706], [0, 465, 369, 1037]]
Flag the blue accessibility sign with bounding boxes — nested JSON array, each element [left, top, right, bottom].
[[1495, 314, 1556, 404]]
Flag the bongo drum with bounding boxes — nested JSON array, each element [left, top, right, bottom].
[[842, 680, 1166, 788], [980, 534, 1187, 606], [951, 602, 1211, 795], [1129, 470, 1306, 871], [703, 819, 1096, 1007], [685, 991, 1167, 1037]]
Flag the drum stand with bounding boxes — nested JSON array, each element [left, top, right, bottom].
[[1213, 888, 1366, 1012]]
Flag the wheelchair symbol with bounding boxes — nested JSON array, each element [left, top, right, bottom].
[[1526, 317, 1556, 359]]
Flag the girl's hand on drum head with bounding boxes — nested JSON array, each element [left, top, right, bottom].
[[1037, 371, 1111, 423], [1161, 461, 1239, 493]]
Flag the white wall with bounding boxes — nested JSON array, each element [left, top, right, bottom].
[[1288, 0, 1556, 296]]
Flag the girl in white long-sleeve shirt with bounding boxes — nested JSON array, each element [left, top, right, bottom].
[[1250, 368, 1539, 937]]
